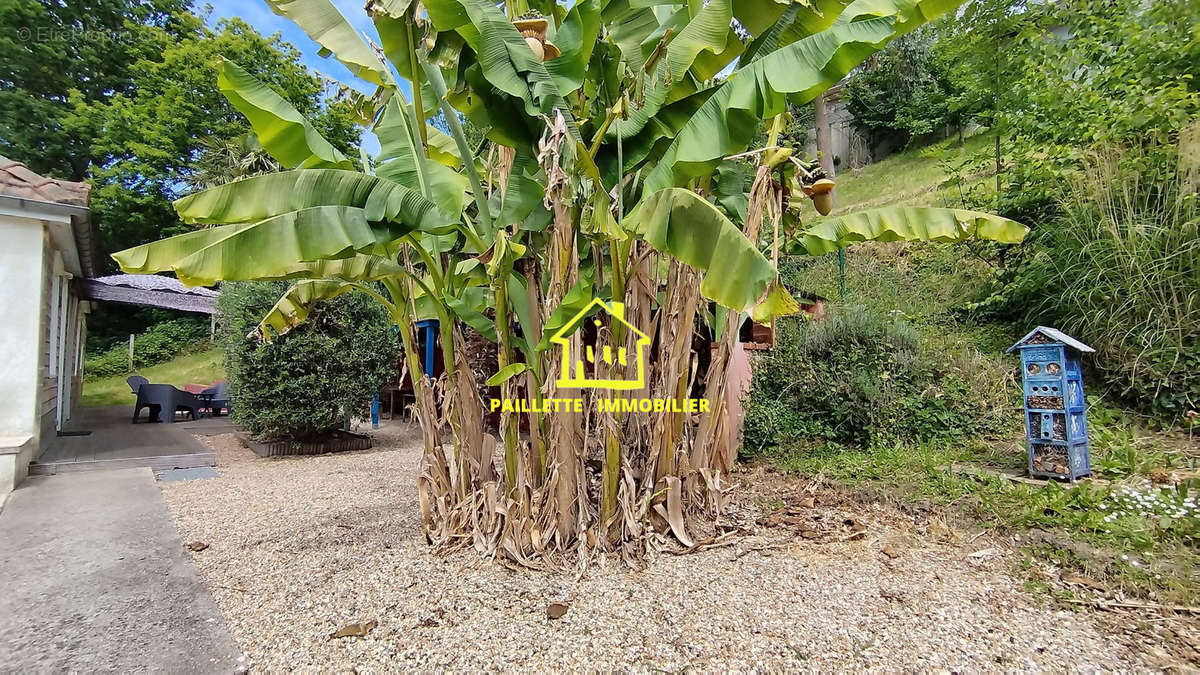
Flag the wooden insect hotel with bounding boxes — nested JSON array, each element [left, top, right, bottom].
[[1008, 327, 1095, 480]]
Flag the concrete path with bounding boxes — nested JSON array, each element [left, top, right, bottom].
[[0, 468, 241, 672]]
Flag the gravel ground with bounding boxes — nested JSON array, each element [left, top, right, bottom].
[[161, 422, 1151, 671]]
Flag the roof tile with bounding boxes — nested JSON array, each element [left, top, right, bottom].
[[0, 155, 91, 207]]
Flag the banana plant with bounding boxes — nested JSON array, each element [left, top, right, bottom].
[[113, 0, 1027, 564]]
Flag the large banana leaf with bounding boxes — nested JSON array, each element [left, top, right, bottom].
[[426, 125, 464, 168], [264, 0, 390, 86], [734, 0, 856, 66], [788, 206, 1030, 255], [543, 0, 602, 95], [217, 60, 353, 170], [535, 268, 599, 351], [278, 255, 405, 281], [113, 206, 417, 286], [374, 98, 469, 216], [629, 188, 798, 319], [495, 151, 545, 227], [643, 16, 893, 192], [607, 3, 660, 73], [664, 0, 732, 84], [445, 286, 497, 342], [368, 0, 419, 77], [425, 0, 581, 140], [171, 170, 452, 231], [607, 73, 670, 140], [644, 0, 961, 192]]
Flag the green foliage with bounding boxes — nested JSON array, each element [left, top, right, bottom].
[[85, 317, 210, 379], [1003, 0, 1198, 158], [0, 2, 361, 265], [82, 347, 225, 407], [937, 0, 1200, 219], [84, 17, 363, 262], [931, 0, 1029, 143], [0, 0, 192, 180], [935, 0, 1200, 419], [743, 307, 1012, 453], [843, 30, 960, 149], [986, 146, 1198, 418], [216, 282, 400, 440]]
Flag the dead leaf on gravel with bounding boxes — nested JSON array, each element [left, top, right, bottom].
[[329, 620, 377, 639], [1060, 573, 1107, 591], [547, 602, 569, 619], [796, 495, 815, 509], [186, 541, 208, 552], [881, 544, 900, 559], [965, 548, 1000, 560]]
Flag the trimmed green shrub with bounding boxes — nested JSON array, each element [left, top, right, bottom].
[[742, 307, 1013, 455], [216, 282, 400, 440], [85, 317, 210, 380]]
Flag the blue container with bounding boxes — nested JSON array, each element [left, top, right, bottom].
[[1007, 327, 1095, 481]]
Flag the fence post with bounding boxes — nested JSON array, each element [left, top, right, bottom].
[[128, 334, 134, 372]]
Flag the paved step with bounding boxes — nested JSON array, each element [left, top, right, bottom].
[[29, 452, 216, 476]]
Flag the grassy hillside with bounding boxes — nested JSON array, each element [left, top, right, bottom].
[[81, 347, 225, 407], [769, 135, 1200, 608], [832, 131, 996, 213]]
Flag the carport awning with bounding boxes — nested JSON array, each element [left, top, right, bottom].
[[76, 275, 218, 314]]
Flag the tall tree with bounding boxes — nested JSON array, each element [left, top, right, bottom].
[[0, 0, 192, 180], [2, 1, 360, 261], [78, 16, 362, 257]]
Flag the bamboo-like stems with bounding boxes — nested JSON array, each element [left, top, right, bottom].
[[599, 124, 631, 544], [521, 259, 548, 486], [492, 258, 520, 496]]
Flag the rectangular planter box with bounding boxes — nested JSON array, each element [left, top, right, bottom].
[[238, 430, 371, 457]]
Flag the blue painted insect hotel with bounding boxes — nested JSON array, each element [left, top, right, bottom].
[[1007, 327, 1095, 480]]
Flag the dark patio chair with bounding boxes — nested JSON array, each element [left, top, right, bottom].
[[133, 384, 201, 423], [127, 375, 149, 394], [200, 381, 231, 416], [129, 376, 158, 422]]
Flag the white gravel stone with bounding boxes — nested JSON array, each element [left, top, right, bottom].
[[159, 422, 1152, 672]]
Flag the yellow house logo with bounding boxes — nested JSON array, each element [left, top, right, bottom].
[[552, 298, 650, 390]]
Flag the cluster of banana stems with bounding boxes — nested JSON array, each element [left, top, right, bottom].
[[389, 10, 831, 568], [364, 14, 835, 567], [418, 124, 814, 568]]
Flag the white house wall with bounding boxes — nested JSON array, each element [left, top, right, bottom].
[[0, 212, 50, 493], [0, 208, 82, 497]]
